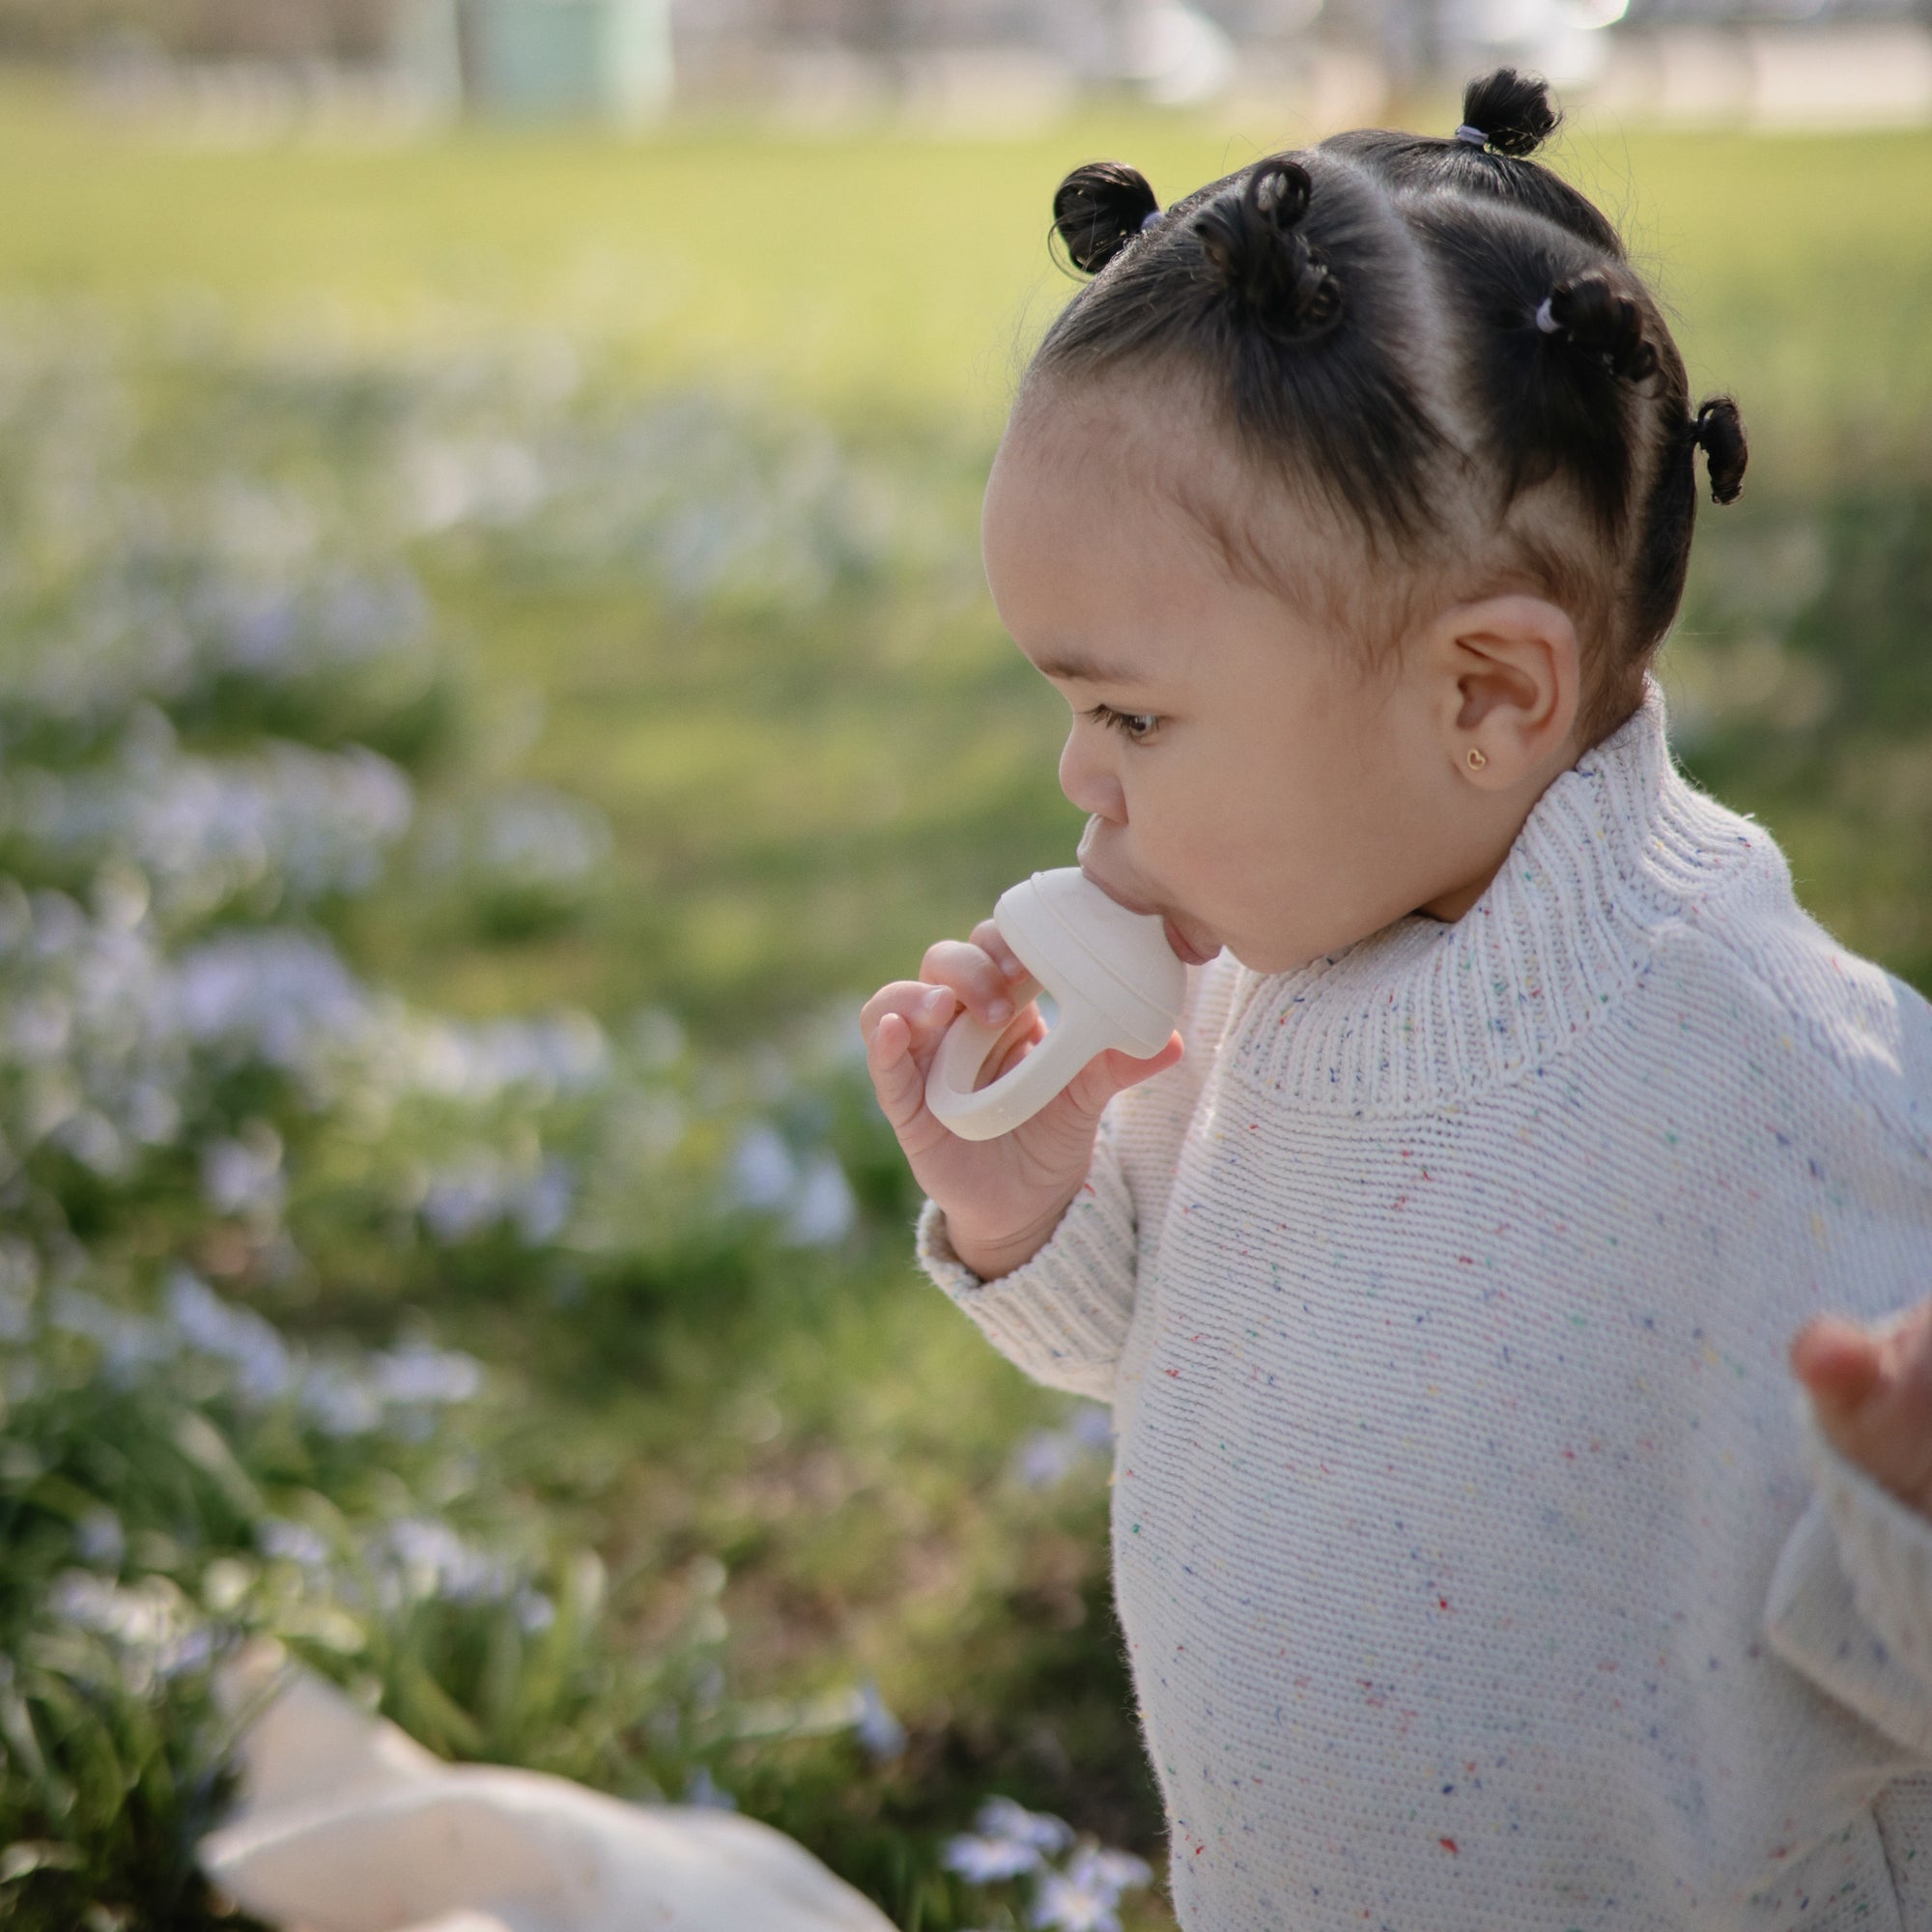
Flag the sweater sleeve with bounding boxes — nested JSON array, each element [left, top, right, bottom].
[[1764, 1402, 1932, 1759], [913, 1122, 1140, 1405], [911, 952, 1247, 1405]]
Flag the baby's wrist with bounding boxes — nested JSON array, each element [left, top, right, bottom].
[[944, 1194, 1077, 1282]]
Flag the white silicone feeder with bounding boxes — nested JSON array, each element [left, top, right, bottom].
[[924, 867, 1186, 1143]]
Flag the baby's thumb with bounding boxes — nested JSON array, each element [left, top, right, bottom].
[[1085, 1032, 1184, 1108]]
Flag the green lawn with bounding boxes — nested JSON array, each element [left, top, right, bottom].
[[5, 80, 1929, 467]]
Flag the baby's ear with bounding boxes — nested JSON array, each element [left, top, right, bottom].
[[1431, 594, 1583, 785]]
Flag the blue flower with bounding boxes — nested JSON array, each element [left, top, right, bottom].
[[975, 1796, 1073, 1855], [1066, 1846, 1151, 1895], [684, 1765, 736, 1810], [852, 1678, 907, 1761], [943, 1832, 1043, 1884], [1030, 1865, 1124, 1932]]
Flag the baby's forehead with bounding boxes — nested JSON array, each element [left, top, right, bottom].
[[1006, 374, 1228, 482], [998, 384, 1265, 572], [1007, 379, 1404, 622], [992, 399, 1237, 593], [988, 436, 1410, 718]]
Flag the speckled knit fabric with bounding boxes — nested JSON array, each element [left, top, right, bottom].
[[916, 674, 1932, 1930]]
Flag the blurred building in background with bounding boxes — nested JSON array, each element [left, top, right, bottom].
[[406, 0, 674, 119], [0, 0, 1925, 128]]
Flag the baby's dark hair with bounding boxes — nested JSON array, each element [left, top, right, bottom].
[[1026, 70, 1747, 748]]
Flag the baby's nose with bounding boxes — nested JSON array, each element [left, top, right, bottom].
[[1058, 733, 1125, 823]]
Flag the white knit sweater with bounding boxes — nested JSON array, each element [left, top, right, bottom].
[[917, 674, 1932, 1931]]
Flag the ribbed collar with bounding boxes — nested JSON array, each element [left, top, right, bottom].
[[1224, 672, 1776, 1114]]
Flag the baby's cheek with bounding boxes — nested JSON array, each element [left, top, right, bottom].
[[1216, 851, 1347, 969]]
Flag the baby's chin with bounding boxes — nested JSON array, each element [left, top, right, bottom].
[[1162, 916, 1222, 968], [1212, 917, 1341, 975], [1167, 896, 1331, 973], [1224, 901, 1446, 974]]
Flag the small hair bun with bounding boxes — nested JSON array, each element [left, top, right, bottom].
[[1691, 396, 1747, 503], [1461, 68, 1559, 158], [1194, 156, 1341, 343], [1052, 161, 1162, 276], [1542, 270, 1657, 383]]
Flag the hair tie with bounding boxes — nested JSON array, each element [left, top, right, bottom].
[[1533, 296, 1560, 334], [1453, 124, 1489, 147], [1140, 208, 1165, 232]]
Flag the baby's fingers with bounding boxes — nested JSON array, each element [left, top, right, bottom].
[[860, 980, 956, 1050], [862, 982, 958, 1141], [1790, 1315, 1885, 1413], [921, 937, 1024, 1028], [1792, 1304, 1932, 1518], [1061, 1030, 1185, 1123], [865, 1011, 925, 1136], [967, 919, 1028, 987]]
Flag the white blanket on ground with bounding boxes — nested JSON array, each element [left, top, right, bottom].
[[200, 1658, 898, 1932]]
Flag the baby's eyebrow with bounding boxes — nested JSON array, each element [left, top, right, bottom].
[[1031, 647, 1153, 687]]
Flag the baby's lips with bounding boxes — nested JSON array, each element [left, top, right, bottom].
[[1078, 861, 1219, 967], [1075, 861, 1151, 920], [1075, 812, 1104, 871]]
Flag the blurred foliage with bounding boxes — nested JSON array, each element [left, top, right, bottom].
[[0, 82, 1926, 1932], [1670, 472, 1932, 995], [0, 313, 1167, 1926]]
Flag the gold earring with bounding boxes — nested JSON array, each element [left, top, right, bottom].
[[1466, 747, 1488, 771]]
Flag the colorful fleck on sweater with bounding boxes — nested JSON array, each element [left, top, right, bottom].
[[916, 674, 1932, 1931]]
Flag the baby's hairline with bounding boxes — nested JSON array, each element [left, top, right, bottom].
[[1024, 369, 1640, 735]]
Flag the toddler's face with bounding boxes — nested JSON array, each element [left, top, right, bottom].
[[981, 387, 1514, 975]]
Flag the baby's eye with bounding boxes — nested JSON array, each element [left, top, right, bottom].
[[1088, 703, 1160, 743]]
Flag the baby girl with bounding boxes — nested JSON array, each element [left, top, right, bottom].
[[861, 70, 1932, 1931]]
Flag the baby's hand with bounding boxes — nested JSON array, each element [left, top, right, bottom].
[[860, 915, 1181, 1280], [1791, 1302, 1932, 1520]]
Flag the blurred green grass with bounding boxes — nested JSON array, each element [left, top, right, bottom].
[[3, 79, 1928, 463]]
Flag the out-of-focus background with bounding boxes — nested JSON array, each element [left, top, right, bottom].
[[0, 3, 1925, 1927]]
